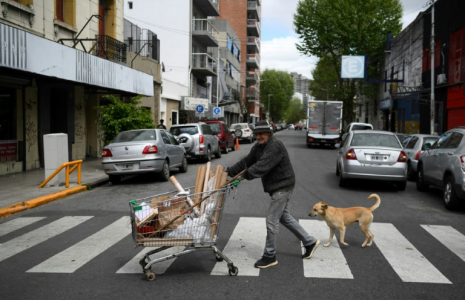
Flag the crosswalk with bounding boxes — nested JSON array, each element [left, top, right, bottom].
[[1, 216, 464, 284]]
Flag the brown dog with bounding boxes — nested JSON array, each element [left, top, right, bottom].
[[309, 194, 380, 248]]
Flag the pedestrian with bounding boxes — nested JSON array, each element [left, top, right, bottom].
[[226, 120, 320, 269], [157, 119, 166, 129]]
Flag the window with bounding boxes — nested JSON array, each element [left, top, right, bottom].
[[128, 1, 133, 9], [160, 131, 171, 144], [167, 132, 178, 145], [113, 130, 156, 143], [56, 0, 64, 22], [406, 137, 418, 149], [444, 133, 463, 149], [433, 132, 453, 149], [55, 0, 76, 26]]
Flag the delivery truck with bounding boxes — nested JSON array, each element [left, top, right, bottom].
[[306, 100, 343, 148]]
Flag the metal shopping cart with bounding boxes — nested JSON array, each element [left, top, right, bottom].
[[128, 182, 239, 281]]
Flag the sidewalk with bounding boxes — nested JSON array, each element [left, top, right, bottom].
[[0, 158, 109, 217]]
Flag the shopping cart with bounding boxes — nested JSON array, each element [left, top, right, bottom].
[[129, 182, 239, 281]]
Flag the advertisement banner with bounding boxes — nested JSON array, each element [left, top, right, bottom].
[[182, 97, 210, 111], [0, 140, 17, 162]]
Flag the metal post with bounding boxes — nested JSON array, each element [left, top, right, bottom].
[[268, 94, 273, 122], [217, 47, 220, 109], [430, 1, 435, 135]]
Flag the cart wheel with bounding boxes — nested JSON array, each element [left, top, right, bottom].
[[215, 253, 224, 262], [146, 271, 156, 281], [228, 266, 239, 276]]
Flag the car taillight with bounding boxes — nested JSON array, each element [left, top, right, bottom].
[[217, 133, 222, 139], [199, 134, 204, 144], [102, 149, 113, 157], [142, 145, 158, 154], [346, 149, 357, 160], [460, 155, 465, 172], [244, 129, 250, 132], [308, 138, 314, 142], [397, 151, 407, 162], [415, 150, 422, 160]]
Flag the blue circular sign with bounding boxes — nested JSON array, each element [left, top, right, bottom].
[[195, 105, 204, 113], [213, 107, 221, 115]]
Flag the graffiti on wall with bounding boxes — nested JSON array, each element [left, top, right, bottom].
[[25, 99, 37, 152]]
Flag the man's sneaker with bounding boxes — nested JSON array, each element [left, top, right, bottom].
[[302, 240, 320, 259], [254, 256, 278, 268]]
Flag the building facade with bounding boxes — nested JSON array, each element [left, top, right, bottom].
[[290, 72, 310, 96], [0, 0, 153, 176]]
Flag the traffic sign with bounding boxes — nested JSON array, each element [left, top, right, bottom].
[[341, 55, 365, 79], [213, 107, 221, 115], [195, 105, 204, 113]]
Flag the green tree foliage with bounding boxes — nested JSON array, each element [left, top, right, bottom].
[[294, 0, 402, 122], [259, 69, 295, 122], [286, 98, 307, 124], [96, 95, 155, 145]]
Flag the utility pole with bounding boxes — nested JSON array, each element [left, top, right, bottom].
[[430, 0, 435, 135], [268, 94, 273, 122]]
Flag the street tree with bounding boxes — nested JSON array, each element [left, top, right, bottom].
[[294, 0, 403, 122], [96, 95, 155, 145], [286, 98, 307, 124], [259, 69, 295, 122]]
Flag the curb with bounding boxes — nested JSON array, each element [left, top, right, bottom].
[[0, 185, 88, 218]]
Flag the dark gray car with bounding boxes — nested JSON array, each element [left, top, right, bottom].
[[416, 127, 465, 210], [403, 134, 439, 180]]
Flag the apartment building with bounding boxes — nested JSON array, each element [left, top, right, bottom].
[[290, 72, 310, 96], [0, 0, 153, 175], [219, 0, 262, 124], [124, 0, 220, 124]]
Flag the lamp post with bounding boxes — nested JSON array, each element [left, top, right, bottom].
[[268, 94, 273, 122]]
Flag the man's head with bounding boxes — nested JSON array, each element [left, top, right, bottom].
[[253, 121, 272, 144], [160, 119, 164, 124]]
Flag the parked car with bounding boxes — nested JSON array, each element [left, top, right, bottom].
[[295, 124, 302, 130], [230, 123, 254, 143], [396, 133, 410, 145], [336, 130, 408, 190], [101, 129, 188, 184], [402, 134, 439, 180], [341, 122, 373, 141], [204, 120, 236, 154], [169, 122, 221, 162], [269, 122, 277, 132], [416, 127, 465, 210], [288, 124, 295, 130]]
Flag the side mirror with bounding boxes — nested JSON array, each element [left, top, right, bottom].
[[422, 143, 431, 151]]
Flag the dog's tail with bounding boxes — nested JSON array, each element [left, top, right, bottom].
[[368, 194, 381, 212]]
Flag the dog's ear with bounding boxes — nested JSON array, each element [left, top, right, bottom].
[[321, 204, 328, 210]]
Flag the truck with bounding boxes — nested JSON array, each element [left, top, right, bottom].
[[306, 100, 343, 148]]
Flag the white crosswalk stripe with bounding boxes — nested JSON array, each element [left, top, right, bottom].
[[421, 225, 465, 262], [27, 217, 131, 273], [299, 220, 354, 279], [211, 217, 266, 276], [370, 223, 451, 284], [0, 217, 46, 238], [117, 246, 185, 274], [0, 216, 92, 263]]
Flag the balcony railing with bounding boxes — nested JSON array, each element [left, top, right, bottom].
[[247, 19, 261, 36], [246, 71, 258, 82], [247, 85, 260, 98], [246, 53, 260, 68], [192, 53, 217, 75], [95, 35, 127, 63], [247, 36, 260, 51]]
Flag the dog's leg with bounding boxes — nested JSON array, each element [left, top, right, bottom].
[[360, 225, 371, 248], [367, 229, 375, 247], [324, 227, 335, 247], [339, 226, 349, 246]]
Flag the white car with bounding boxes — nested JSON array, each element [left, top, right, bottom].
[[230, 123, 254, 143]]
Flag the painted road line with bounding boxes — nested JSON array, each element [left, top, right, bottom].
[[371, 223, 451, 284], [28, 216, 131, 273], [421, 225, 465, 262], [299, 220, 354, 279], [0, 216, 92, 263], [211, 217, 266, 276], [117, 246, 185, 274], [0, 217, 46, 238]]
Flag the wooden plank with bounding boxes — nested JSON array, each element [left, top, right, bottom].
[[210, 171, 229, 238]]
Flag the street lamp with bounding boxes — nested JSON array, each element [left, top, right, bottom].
[[268, 94, 273, 122]]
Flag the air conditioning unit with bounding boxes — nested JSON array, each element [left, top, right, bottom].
[[437, 74, 447, 85]]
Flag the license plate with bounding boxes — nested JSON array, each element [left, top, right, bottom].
[[186, 154, 192, 158], [371, 155, 386, 161], [321, 140, 326, 142], [122, 164, 133, 170]]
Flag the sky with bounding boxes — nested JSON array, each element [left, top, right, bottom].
[[260, 0, 430, 80]]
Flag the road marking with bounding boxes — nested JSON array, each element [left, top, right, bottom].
[[421, 225, 465, 262], [0, 217, 46, 238], [0, 216, 92, 263], [299, 220, 354, 279], [27, 217, 130, 273], [117, 246, 185, 274], [211, 217, 266, 276], [371, 223, 451, 284]]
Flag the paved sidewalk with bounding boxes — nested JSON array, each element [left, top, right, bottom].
[[0, 158, 108, 217]]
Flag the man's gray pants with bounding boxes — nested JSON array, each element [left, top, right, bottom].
[[264, 189, 317, 258]]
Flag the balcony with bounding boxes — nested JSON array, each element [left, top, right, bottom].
[[246, 53, 260, 68], [246, 71, 258, 83], [192, 53, 217, 77], [192, 19, 219, 47], [193, 0, 220, 16], [94, 35, 127, 64], [247, 1, 261, 21], [247, 85, 260, 99], [247, 19, 260, 36], [247, 36, 260, 52]]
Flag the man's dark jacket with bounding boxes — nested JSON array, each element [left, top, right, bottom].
[[227, 135, 295, 194]]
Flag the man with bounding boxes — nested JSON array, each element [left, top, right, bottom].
[[157, 119, 166, 129], [227, 120, 320, 269]]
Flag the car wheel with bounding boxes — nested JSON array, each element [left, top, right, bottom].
[[338, 165, 347, 187], [406, 162, 415, 181], [396, 181, 407, 191], [159, 160, 170, 181], [416, 165, 428, 191], [444, 176, 460, 210], [179, 156, 188, 173], [109, 175, 121, 185], [214, 144, 222, 158], [235, 129, 242, 138], [204, 147, 212, 162], [336, 163, 340, 176]]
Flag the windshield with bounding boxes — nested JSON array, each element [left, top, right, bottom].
[[112, 130, 156, 143], [232, 124, 246, 129], [352, 124, 372, 130], [208, 123, 221, 134], [170, 126, 199, 136], [350, 133, 401, 148]]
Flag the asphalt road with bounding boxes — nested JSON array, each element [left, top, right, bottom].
[[1, 130, 464, 300]]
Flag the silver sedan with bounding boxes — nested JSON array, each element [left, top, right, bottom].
[[402, 134, 438, 181], [101, 129, 188, 184], [336, 130, 408, 190]]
